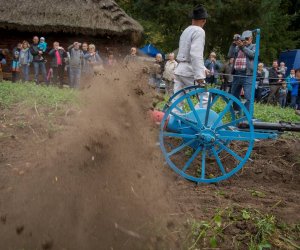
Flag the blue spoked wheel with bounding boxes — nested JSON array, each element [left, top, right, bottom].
[[163, 85, 235, 156], [159, 87, 255, 183]]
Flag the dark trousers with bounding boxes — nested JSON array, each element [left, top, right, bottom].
[[33, 62, 48, 85], [0, 67, 3, 81], [206, 75, 217, 85], [267, 85, 280, 104], [165, 80, 174, 96], [220, 80, 232, 92], [52, 65, 64, 86], [279, 95, 287, 108], [69, 67, 81, 88], [231, 72, 252, 111], [291, 96, 298, 108], [12, 71, 20, 83], [20, 64, 30, 82]]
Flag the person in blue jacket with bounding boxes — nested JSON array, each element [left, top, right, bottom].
[[11, 51, 21, 82], [205, 52, 222, 85], [290, 70, 299, 108], [294, 68, 300, 114], [38, 37, 48, 53], [286, 69, 296, 92]]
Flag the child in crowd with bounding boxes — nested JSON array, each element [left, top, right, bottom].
[[106, 53, 117, 68], [38, 37, 48, 52], [11, 51, 20, 82], [38, 37, 47, 61], [278, 81, 288, 108], [149, 53, 165, 92], [278, 62, 287, 77]]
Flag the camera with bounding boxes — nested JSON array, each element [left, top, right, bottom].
[[233, 34, 241, 41]]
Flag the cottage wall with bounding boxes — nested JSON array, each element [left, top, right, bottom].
[[0, 29, 136, 81]]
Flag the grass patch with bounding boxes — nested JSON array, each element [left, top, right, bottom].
[[185, 207, 300, 250], [254, 103, 300, 123], [0, 81, 78, 109]]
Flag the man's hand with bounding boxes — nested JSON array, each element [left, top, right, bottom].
[[196, 79, 204, 84], [205, 69, 211, 76], [196, 79, 206, 87], [236, 40, 244, 47]]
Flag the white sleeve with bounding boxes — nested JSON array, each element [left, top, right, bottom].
[[190, 29, 206, 80]]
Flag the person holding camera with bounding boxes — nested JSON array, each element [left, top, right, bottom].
[[205, 52, 222, 85], [49, 42, 66, 86], [68, 42, 84, 88], [123, 47, 138, 66], [83, 44, 103, 76], [228, 31, 255, 112]]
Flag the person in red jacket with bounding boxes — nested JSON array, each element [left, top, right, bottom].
[[48, 42, 66, 86]]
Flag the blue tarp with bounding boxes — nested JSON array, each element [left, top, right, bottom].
[[139, 44, 165, 58], [279, 49, 300, 73]]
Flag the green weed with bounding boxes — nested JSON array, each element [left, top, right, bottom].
[[250, 190, 266, 198], [185, 207, 300, 250], [254, 102, 300, 123], [187, 210, 225, 249]]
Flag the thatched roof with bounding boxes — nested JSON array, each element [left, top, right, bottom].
[[0, 0, 143, 40]]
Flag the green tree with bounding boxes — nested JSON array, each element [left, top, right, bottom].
[[117, 0, 299, 64]]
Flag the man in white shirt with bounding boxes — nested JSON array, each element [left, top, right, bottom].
[[163, 53, 178, 95], [173, 5, 209, 107]]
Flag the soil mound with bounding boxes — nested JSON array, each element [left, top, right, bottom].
[[0, 67, 173, 249], [1, 66, 299, 250]]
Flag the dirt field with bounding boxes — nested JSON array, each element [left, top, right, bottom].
[[0, 68, 299, 250]]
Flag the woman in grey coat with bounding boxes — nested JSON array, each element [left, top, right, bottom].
[[83, 44, 103, 76]]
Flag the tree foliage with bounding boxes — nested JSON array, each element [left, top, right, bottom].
[[117, 0, 299, 64]]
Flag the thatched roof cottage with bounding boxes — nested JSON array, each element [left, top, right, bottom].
[[0, 0, 143, 57]]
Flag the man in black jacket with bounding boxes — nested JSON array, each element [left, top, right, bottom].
[[0, 49, 8, 81], [267, 60, 279, 104], [30, 36, 48, 85]]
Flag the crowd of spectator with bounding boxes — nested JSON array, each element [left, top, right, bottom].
[[145, 31, 300, 113], [1, 34, 300, 112], [0, 36, 118, 88]]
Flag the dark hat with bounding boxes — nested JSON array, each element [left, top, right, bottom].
[[189, 5, 209, 20]]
